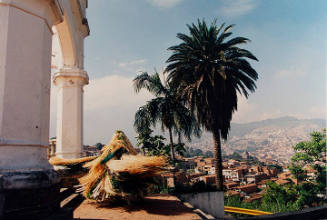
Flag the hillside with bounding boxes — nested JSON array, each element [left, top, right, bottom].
[[187, 116, 325, 165]]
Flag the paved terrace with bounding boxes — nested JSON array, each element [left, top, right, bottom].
[[73, 194, 202, 220]]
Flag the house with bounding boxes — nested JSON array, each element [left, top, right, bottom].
[[224, 181, 239, 189], [274, 179, 291, 186], [263, 167, 278, 177], [202, 175, 216, 185], [223, 168, 244, 181], [243, 194, 262, 203], [257, 179, 270, 189], [226, 190, 240, 197], [236, 184, 257, 194], [245, 173, 266, 184]]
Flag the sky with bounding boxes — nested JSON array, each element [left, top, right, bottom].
[[50, 0, 327, 145]]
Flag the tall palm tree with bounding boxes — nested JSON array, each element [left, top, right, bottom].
[[165, 19, 259, 190], [133, 72, 200, 161]]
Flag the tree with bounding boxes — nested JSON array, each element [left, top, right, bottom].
[[289, 163, 306, 185], [204, 150, 214, 158], [95, 142, 104, 150], [133, 72, 200, 161], [136, 128, 167, 156], [165, 19, 259, 190], [291, 129, 326, 194], [261, 182, 298, 213]]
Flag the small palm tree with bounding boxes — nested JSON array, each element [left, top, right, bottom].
[[133, 72, 200, 161], [165, 19, 259, 190]]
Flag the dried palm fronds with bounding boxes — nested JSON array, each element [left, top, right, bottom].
[[49, 130, 167, 203], [49, 156, 97, 166], [107, 155, 166, 176]]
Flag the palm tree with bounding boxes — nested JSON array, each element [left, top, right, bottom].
[[133, 72, 200, 161], [165, 19, 259, 190]]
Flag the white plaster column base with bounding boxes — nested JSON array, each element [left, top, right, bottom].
[[0, 0, 62, 170]]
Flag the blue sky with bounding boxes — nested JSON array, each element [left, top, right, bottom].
[[50, 0, 327, 145]]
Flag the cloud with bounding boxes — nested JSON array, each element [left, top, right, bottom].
[[146, 0, 184, 8], [218, 0, 257, 17], [50, 75, 153, 145], [113, 59, 147, 74], [276, 66, 307, 78]]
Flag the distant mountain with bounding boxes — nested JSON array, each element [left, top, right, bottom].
[[187, 116, 326, 164]]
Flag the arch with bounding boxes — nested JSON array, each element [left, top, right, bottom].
[[52, 0, 89, 69], [50, 0, 89, 159]]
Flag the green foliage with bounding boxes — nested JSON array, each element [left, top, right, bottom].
[[261, 182, 299, 213], [291, 129, 326, 195], [204, 150, 214, 158], [165, 19, 258, 139], [224, 195, 261, 217], [136, 128, 168, 156], [267, 164, 283, 172], [183, 146, 213, 158], [225, 129, 326, 215], [166, 18, 259, 190], [133, 72, 201, 161], [173, 143, 186, 156], [95, 142, 104, 150], [224, 152, 243, 160], [289, 163, 306, 184], [292, 129, 326, 164]]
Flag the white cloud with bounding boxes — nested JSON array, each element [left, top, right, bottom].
[[118, 59, 146, 68], [84, 75, 152, 111], [113, 59, 147, 74], [218, 0, 257, 17], [50, 75, 153, 145], [276, 66, 306, 78], [146, 0, 184, 8]]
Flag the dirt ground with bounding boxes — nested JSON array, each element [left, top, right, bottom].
[[73, 194, 201, 220]]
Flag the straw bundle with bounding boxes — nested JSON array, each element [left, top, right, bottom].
[[49, 156, 97, 166], [49, 130, 167, 203], [78, 130, 167, 202], [107, 155, 166, 176]]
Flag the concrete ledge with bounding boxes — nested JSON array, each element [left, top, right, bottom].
[[0, 170, 61, 219], [0, 169, 60, 190], [178, 191, 225, 219]]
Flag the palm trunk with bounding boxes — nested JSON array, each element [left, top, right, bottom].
[[168, 127, 175, 161], [213, 129, 224, 191], [178, 132, 182, 144]]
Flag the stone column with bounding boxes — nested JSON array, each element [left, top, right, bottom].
[[0, 0, 62, 217], [53, 68, 89, 159]]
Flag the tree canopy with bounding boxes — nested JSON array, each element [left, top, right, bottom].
[[165, 19, 259, 190]]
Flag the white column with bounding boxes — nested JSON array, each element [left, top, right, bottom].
[[53, 68, 89, 159], [0, 0, 63, 216], [0, 0, 61, 170]]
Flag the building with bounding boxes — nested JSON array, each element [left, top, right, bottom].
[[224, 181, 239, 189], [202, 175, 216, 185], [236, 184, 258, 194], [0, 0, 89, 216], [223, 168, 244, 182], [245, 173, 266, 184]]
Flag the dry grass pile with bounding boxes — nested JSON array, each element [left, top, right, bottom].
[[49, 156, 97, 166], [75, 130, 168, 203], [48, 130, 167, 203], [108, 155, 166, 176]]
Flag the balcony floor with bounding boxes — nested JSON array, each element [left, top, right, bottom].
[[73, 194, 201, 220]]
